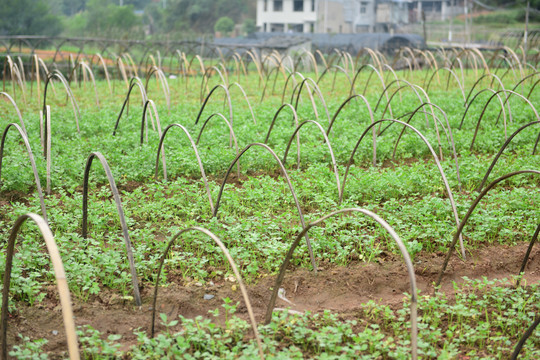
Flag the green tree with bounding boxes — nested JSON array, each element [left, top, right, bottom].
[[84, 0, 141, 37], [214, 16, 234, 36], [162, 0, 249, 35], [215, 0, 246, 23], [62, 0, 88, 16], [0, 0, 64, 36], [86, 0, 110, 34], [143, 2, 166, 35], [242, 18, 256, 35]]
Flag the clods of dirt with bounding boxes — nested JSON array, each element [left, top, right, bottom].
[[5, 241, 539, 357]]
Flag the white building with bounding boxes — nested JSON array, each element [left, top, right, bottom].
[[256, 0, 461, 34], [256, 0, 404, 34], [256, 0, 318, 33]]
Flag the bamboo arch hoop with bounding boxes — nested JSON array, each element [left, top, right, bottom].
[[82, 152, 141, 306], [0, 92, 27, 134], [264, 208, 418, 360], [1, 213, 79, 360], [150, 226, 264, 359], [342, 119, 465, 258], [0, 123, 47, 221], [212, 143, 317, 271], [292, 77, 331, 125], [155, 123, 214, 213], [282, 120, 341, 197], [326, 94, 377, 166], [113, 77, 148, 136], [264, 103, 301, 166], [476, 121, 540, 192], [68, 61, 100, 109], [194, 84, 233, 127], [436, 170, 540, 287], [228, 82, 257, 125], [511, 316, 540, 360], [42, 70, 81, 133]]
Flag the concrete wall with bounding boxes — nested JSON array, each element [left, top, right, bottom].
[[257, 0, 317, 33], [316, 1, 350, 33]]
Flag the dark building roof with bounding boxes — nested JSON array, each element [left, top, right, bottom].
[[213, 32, 425, 54]]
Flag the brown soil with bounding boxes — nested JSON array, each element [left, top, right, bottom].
[[0, 48, 116, 66], [0, 189, 31, 207], [5, 242, 539, 358]]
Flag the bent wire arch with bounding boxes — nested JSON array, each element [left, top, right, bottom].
[[424, 67, 465, 102], [292, 77, 331, 125], [282, 120, 341, 197], [228, 82, 256, 125], [316, 65, 353, 93], [264, 103, 301, 166], [42, 70, 81, 133], [459, 88, 509, 133], [212, 142, 317, 271], [436, 170, 540, 287], [342, 119, 465, 258], [0, 92, 27, 134], [82, 152, 141, 306], [511, 316, 540, 360], [0, 123, 47, 221], [150, 226, 264, 359], [196, 112, 240, 173], [1, 213, 79, 360], [390, 102, 462, 189], [194, 84, 233, 126], [463, 90, 539, 150], [326, 94, 377, 166], [141, 99, 162, 144], [155, 123, 214, 213], [113, 77, 148, 136], [264, 208, 418, 360], [373, 79, 427, 122], [68, 61, 100, 109], [477, 121, 540, 192]]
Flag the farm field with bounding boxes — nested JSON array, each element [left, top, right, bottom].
[[0, 50, 539, 359]]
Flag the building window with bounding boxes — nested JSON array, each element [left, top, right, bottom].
[[311, 0, 315, 12], [264, 0, 268, 11], [360, 2, 367, 14], [294, 0, 304, 12], [270, 23, 285, 32], [274, 0, 283, 11], [290, 23, 304, 32]]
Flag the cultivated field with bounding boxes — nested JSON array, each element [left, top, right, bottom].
[[0, 48, 539, 359]]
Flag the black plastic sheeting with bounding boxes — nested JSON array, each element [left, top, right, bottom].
[[214, 32, 425, 54]]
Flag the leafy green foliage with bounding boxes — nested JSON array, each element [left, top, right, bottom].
[[0, 0, 63, 36], [0, 66, 538, 358], [214, 17, 235, 36]]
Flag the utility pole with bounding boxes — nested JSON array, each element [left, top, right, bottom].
[[449, 0, 454, 43], [524, 1, 530, 64], [464, 0, 469, 45], [324, 0, 328, 33], [422, 11, 427, 43]]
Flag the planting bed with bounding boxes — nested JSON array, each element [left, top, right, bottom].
[[0, 48, 539, 358]]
